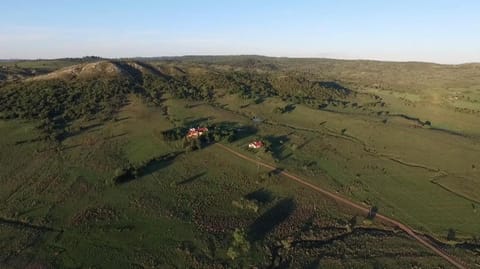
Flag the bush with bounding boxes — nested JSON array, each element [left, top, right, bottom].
[[227, 228, 250, 260]]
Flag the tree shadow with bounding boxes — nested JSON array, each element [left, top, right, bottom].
[[62, 144, 81, 151], [114, 151, 182, 185], [183, 117, 213, 127], [204, 121, 257, 144], [229, 125, 257, 142], [264, 135, 290, 160], [280, 153, 293, 161], [14, 136, 45, 146], [114, 116, 130, 122], [314, 81, 351, 95], [104, 132, 128, 141], [248, 198, 296, 241], [303, 258, 321, 269], [64, 122, 104, 139], [268, 168, 284, 177], [140, 151, 182, 177], [245, 188, 275, 204], [185, 103, 204, 109], [254, 97, 265, 104], [296, 137, 315, 150], [283, 103, 296, 113], [177, 172, 207, 185]]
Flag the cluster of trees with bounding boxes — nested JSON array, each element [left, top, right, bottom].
[[270, 75, 351, 101], [143, 73, 213, 102], [0, 78, 132, 140], [227, 72, 277, 100], [177, 68, 353, 107], [181, 124, 256, 151], [161, 123, 245, 151], [0, 61, 354, 142], [0, 71, 212, 141], [227, 228, 250, 260], [180, 70, 277, 101], [273, 104, 296, 114], [166, 71, 349, 115], [161, 127, 188, 141]]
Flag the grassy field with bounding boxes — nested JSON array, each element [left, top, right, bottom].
[[0, 56, 479, 268], [191, 93, 480, 237]]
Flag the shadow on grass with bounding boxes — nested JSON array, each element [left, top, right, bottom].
[[296, 137, 316, 150], [264, 135, 290, 160], [104, 132, 128, 141], [314, 81, 351, 95], [283, 103, 296, 113], [177, 172, 207, 185], [63, 122, 104, 139], [62, 144, 81, 151], [248, 198, 296, 241], [183, 117, 213, 127], [245, 188, 275, 204], [114, 151, 183, 185], [114, 116, 130, 122], [268, 168, 285, 177], [198, 121, 258, 146], [14, 136, 45, 146], [229, 125, 257, 142]]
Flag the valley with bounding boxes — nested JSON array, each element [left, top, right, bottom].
[[0, 56, 479, 268]]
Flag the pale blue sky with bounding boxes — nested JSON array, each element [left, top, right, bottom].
[[1, 0, 479, 63]]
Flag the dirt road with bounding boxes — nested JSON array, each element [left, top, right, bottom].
[[215, 143, 467, 269]]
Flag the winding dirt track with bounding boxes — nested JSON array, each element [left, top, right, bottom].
[[215, 143, 467, 269]]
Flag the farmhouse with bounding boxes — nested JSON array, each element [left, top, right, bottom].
[[186, 127, 208, 138], [248, 140, 264, 149]]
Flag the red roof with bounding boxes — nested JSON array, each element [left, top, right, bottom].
[[249, 140, 264, 148], [187, 127, 208, 138]]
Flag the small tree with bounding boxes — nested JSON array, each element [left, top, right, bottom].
[[447, 228, 456, 241], [227, 228, 250, 260], [114, 168, 125, 178], [193, 138, 202, 149], [349, 215, 358, 228], [367, 206, 378, 220]]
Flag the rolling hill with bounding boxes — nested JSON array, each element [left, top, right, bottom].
[[0, 56, 479, 268]]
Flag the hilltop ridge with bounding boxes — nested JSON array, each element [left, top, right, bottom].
[[28, 60, 166, 81]]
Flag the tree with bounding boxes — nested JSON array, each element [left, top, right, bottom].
[[114, 168, 125, 178], [193, 138, 202, 150], [213, 133, 222, 142], [367, 206, 378, 220], [227, 228, 250, 260], [447, 228, 456, 241], [349, 215, 358, 228]]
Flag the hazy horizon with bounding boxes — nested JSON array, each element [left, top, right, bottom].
[[2, 54, 480, 66], [1, 0, 480, 64]]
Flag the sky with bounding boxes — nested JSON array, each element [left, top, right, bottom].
[[1, 0, 479, 63]]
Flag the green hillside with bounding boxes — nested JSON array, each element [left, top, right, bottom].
[[0, 57, 479, 268]]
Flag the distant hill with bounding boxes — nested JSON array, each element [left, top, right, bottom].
[[0, 58, 357, 142], [1, 55, 480, 269], [30, 61, 123, 81], [2, 56, 480, 141]]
